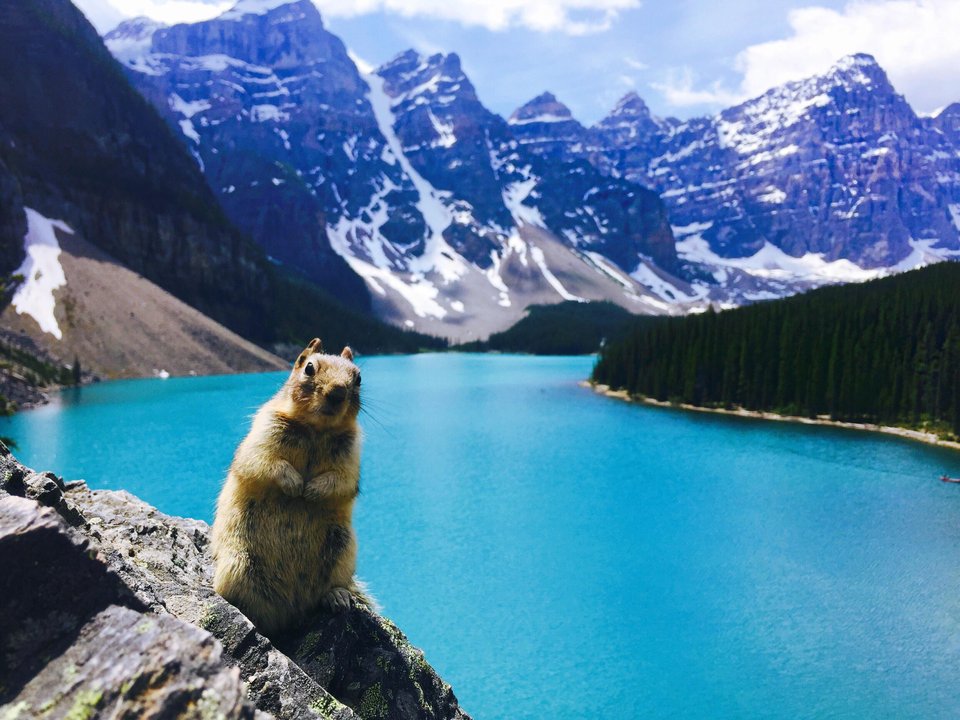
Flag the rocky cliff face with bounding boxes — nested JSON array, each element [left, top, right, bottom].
[[0, 0, 273, 339], [0, 0, 442, 365], [0, 150, 26, 281], [106, 3, 688, 338], [503, 55, 960, 304], [580, 55, 960, 301], [113, 0, 377, 309], [0, 445, 470, 720], [100, 2, 960, 318]]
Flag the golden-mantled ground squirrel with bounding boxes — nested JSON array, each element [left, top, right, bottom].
[[211, 338, 365, 637]]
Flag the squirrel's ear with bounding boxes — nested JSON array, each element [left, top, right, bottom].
[[295, 337, 323, 367], [340, 346, 354, 361]]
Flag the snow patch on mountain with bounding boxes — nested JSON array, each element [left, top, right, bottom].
[[365, 72, 465, 283], [508, 114, 570, 126], [583, 250, 633, 289], [890, 238, 960, 271], [505, 231, 529, 267], [949, 203, 960, 232], [169, 94, 211, 118], [502, 177, 546, 228], [677, 229, 883, 284], [179, 119, 200, 143], [485, 252, 512, 308], [757, 187, 787, 204], [631, 260, 700, 303], [718, 93, 831, 155], [12, 209, 72, 340], [427, 110, 456, 148], [250, 104, 289, 123], [103, 16, 165, 62], [326, 184, 452, 320], [530, 246, 583, 302]]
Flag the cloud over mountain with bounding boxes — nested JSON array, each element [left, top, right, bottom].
[[655, 0, 960, 115], [314, 0, 641, 34]]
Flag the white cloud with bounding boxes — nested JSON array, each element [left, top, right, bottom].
[[74, 0, 126, 32], [78, 0, 639, 35], [651, 66, 741, 108], [75, 0, 230, 31], [735, 0, 960, 114], [315, 0, 641, 35], [655, 0, 960, 115], [624, 56, 648, 71]]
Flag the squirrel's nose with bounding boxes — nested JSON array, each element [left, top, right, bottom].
[[327, 387, 347, 405]]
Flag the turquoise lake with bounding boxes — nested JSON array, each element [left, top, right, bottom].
[[5, 353, 960, 719]]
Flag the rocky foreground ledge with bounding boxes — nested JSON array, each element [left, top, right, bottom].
[[0, 446, 471, 720]]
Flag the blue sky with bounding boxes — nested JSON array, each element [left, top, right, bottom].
[[77, 0, 960, 125], [327, 0, 854, 122]]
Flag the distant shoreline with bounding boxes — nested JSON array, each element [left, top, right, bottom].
[[582, 381, 960, 454]]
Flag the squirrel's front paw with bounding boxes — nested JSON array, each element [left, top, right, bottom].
[[303, 471, 336, 501], [277, 466, 304, 497]]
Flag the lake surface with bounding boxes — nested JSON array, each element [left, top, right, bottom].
[[5, 354, 960, 719]]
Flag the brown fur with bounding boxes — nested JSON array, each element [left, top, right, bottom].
[[211, 338, 365, 637]]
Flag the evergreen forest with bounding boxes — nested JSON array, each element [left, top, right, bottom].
[[592, 262, 960, 437]]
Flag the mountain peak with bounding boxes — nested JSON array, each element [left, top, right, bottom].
[[723, 51, 897, 129], [508, 92, 575, 126], [833, 52, 880, 70], [219, 0, 318, 22], [821, 52, 891, 89], [937, 102, 960, 119], [151, 0, 332, 68], [439, 51, 462, 74], [931, 102, 960, 138], [103, 16, 166, 61], [105, 16, 166, 38], [595, 91, 664, 135], [609, 91, 652, 118], [376, 48, 477, 107], [379, 49, 462, 77]]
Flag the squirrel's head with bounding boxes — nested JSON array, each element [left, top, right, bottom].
[[288, 338, 360, 426]]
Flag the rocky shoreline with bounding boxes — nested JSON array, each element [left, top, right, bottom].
[[0, 328, 85, 414], [0, 445, 471, 719], [584, 381, 960, 453]]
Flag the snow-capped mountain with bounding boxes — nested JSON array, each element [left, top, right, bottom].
[[105, 0, 960, 323], [0, 0, 328, 377], [105, 0, 688, 339], [515, 53, 960, 303]]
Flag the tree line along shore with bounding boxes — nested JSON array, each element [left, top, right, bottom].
[[592, 262, 960, 442]]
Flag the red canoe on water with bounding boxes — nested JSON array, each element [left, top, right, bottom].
[[940, 475, 960, 484]]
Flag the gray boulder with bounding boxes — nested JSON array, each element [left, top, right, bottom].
[[0, 445, 470, 720]]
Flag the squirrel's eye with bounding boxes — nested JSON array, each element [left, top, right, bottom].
[[355, 373, 361, 386], [304, 362, 315, 377]]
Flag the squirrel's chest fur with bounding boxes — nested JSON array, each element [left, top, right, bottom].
[[273, 417, 358, 485], [211, 413, 361, 634]]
